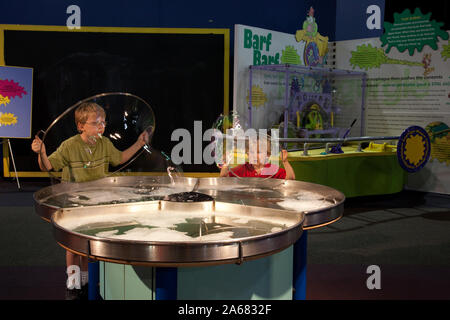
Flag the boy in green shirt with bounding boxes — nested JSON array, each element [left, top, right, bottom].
[[31, 102, 149, 299]]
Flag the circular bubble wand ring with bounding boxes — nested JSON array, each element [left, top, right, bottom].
[[38, 92, 156, 180]]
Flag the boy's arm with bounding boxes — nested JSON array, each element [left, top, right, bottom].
[[31, 136, 53, 171], [38, 153, 53, 172], [281, 150, 295, 180], [120, 131, 148, 164]]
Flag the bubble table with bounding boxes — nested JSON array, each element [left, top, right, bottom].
[[34, 176, 344, 300]]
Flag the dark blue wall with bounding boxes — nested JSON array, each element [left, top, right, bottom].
[[0, 1, 395, 43], [336, 0, 385, 41], [0, 0, 318, 39]]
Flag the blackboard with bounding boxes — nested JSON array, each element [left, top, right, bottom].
[[1, 25, 229, 176]]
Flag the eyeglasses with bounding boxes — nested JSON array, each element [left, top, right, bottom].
[[86, 121, 107, 128]]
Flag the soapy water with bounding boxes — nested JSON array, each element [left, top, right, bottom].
[[41, 184, 277, 208], [95, 228, 237, 242], [276, 190, 337, 211], [41, 186, 191, 207], [41, 174, 333, 242], [63, 209, 294, 232], [41, 183, 333, 217], [276, 198, 332, 212], [61, 209, 294, 242]]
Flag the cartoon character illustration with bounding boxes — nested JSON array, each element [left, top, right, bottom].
[[295, 7, 329, 66], [422, 53, 435, 76]]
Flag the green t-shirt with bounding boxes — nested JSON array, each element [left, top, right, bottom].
[[48, 134, 122, 182]]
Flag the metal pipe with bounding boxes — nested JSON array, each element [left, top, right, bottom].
[[303, 143, 309, 156], [284, 70, 289, 149], [222, 134, 399, 144], [248, 67, 253, 127], [278, 135, 400, 143], [7, 139, 20, 189]]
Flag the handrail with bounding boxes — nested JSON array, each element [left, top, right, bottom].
[[222, 134, 399, 144], [278, 135, 399, 143], [220, 134, 399, 155], [279, 136, 399, 155]]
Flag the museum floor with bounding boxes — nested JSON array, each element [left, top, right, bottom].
[[0, 178, 449, 300]]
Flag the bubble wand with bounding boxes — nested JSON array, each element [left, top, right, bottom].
[[330, 118, 357, 154]]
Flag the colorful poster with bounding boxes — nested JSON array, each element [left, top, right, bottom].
[[234, 24, 305, 130], [335, 8, 450, 194], [233, 9, 330, 130], [0, 66, 33, 138]]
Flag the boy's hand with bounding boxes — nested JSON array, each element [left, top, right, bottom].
[[31, 136, 46, 154], [138, 130, 150, 147]]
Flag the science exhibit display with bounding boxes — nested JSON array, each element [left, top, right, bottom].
[[33, 93, 345, 300], [247, 64, 367, 147], [245, 65, 432, 199]]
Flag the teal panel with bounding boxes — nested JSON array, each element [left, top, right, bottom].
[[103, 262, 125, 300], [177, 247, 293, 300], [124, 265, 154, 300]]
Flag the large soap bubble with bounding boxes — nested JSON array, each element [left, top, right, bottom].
[[36, 92, 181, 186], [211, 113, 284, 181]]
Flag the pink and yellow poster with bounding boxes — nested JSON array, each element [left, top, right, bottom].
[[0, 65, 33, 138]]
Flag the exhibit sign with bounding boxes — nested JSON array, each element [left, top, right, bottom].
[[234, 23, 304, 130], [233, 14, 330, 130], [335, 8, 450, 194], [0, 65, 33, 138]]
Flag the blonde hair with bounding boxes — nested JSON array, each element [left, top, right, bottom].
[[74, 102, 106, 126]]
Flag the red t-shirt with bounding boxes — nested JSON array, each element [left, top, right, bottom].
[[228, 163, 286, 179]]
